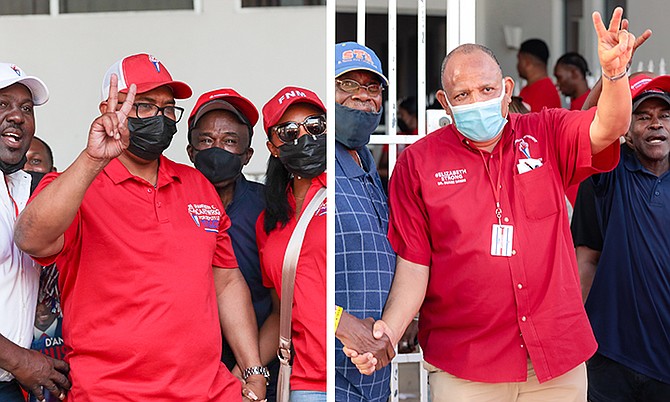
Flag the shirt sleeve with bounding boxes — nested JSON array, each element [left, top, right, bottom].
[[387, 154, 432, 266], [549, 107, 620, 188], [213, 208, 239, 269], [29, 172, 81, 267], [570, 178, 604, 250]]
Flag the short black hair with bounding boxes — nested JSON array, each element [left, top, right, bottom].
[[398, 96, 417, 117], [519, 39, 550, 65], [33, 136, 54, 170], [556, 52, 590, 79]]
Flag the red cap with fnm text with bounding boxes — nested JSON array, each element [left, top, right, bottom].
[[188, 88, 259, 130], [262, 86, 326, 135], [629, 73, 670, 111], [100, 53, 192, 101]]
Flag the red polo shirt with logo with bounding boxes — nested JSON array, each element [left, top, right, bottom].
[[32, 156, 240, 401], [256, 173, 326, 392], [388, 108, 619, 383]]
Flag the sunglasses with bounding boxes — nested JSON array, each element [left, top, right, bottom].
[[271, 114, 326, 144]]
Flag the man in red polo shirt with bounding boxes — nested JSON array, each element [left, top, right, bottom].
[[14, 54, 266, 402], [346, 8, 637, 402], [517, 38, 562, 111]]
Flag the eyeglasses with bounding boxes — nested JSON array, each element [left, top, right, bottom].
[[336, 79, 384, 96], [133, 103, 185, 122], [270, 114, 326, 144]]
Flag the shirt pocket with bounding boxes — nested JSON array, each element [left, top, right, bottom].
[[515, 163, 561, 220]]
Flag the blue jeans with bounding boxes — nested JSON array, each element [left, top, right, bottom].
[[289, 390, 327, 402], [588, 352, 670, 402], [0, 380, 26, 402]]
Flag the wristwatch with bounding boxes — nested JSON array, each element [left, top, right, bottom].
[[243, 366, 270, 385]]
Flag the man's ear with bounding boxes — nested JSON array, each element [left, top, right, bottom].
[[266, 141, 279, 158], [242, 147, 254, 166], [186, 144, 195, 163], [436, 90, 452, 119]]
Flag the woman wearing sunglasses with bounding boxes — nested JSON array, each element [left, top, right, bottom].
[[256, 86, 327, 402]]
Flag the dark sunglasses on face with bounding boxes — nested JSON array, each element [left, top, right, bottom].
[[336, 78, 384, 96], [271, 114, 326, 144]]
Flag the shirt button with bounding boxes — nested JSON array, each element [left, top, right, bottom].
[[517, 283, 523, 289], [503, 217, 510, 223], [520, 344, 525, 348], [521, 316, 527, 322], [147, 188, 152, 193], [157, 202, 162, 208], [655, 191, 660, 196], [512, 250, 517, 255]]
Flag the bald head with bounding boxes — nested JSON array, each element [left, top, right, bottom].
[[440, 44, 502, 90]]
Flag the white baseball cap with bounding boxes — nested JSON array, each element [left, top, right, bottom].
[[0, 63, 49, 106]]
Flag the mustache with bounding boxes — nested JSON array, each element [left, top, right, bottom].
[[0, 122, 24, 134]]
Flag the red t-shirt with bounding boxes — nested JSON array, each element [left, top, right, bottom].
[[32, 156, 240, 401], [519, 77, 562, 111], [388, 108, 619, 383], [569, 89, 591, 111], [256, 173, 326, 392]]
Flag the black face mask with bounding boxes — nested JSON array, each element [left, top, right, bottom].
[[194, 147, 244, 184], [278, 133, 326, 179], [127, 116, 178, 161], [0, 154, 27, 175], [334, 102, 382, 149]]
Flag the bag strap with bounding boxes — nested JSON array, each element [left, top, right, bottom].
[[278, 186, 326, 366]]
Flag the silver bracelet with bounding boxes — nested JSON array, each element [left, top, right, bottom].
[[602, 68, 628, 82], [243, 365, 270, 385]]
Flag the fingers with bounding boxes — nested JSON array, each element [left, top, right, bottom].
[[52, 358, 70, 375], [373, 320, 395, 344], [607, 6, 624, 33], [634, 29, 652, 51], [342, 346, 358, 358], [592, 11, 607, 39], [106, 74, 119, 113], [118, 83, 137, 125]]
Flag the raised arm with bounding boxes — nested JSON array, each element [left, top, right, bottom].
[[589, 7, 638, 154], [14, 75, 136, 257]]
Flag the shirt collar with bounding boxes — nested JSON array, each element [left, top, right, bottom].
[[103, 155, 181, 187], [336, 141, 372, 178], [231, 175, 250, 204]]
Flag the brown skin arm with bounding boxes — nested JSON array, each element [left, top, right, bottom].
[[0, 334, 70, 401], [576, 246, 601, 303], [213, 267, 266, 401]]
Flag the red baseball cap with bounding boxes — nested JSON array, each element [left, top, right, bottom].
[[262, 86, 326, 135], [188, 88, 259, 130], [629, 73, 670, 111], [100, 53, 192, 101]]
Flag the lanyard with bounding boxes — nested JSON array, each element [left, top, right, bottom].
[[478, 149, 503, 225]]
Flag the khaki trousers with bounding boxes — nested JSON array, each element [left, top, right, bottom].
[[424, 359, 587, 402]]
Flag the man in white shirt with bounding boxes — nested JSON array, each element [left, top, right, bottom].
[[0, 63, 70, 402]]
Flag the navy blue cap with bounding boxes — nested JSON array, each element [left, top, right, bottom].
[[335, 42, 388, 86]]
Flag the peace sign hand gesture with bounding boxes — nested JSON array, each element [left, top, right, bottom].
[[86, 74, 137, 161], [592, 7, 636, 79]]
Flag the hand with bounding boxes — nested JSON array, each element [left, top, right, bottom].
[[336, 313, 395, 371], [86, 74, 137, 162], [398, 318, 419, 354], [620, 18, 652, 60], [11, 348, 70, 401], [592, 7, 635, 77], [242, 375, 267, 402], [230, 364, 243, 383]]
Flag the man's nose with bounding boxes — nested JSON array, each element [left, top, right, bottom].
[[5, 105, 25, 124]]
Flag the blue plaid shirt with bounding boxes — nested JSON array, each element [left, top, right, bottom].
[[335, 141, 395, 402]]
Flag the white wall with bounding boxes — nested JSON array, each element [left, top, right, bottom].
[[0, 1, 326, 177], [627, 0, 670, 74]]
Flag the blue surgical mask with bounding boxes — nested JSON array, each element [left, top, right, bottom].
[[447, 81, 508, 142]]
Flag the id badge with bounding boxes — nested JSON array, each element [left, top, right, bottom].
[[491, 224, 514, 257]]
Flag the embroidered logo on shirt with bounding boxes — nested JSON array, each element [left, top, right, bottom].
[[187, 203, 221, 233], [315, 199, 327, 217], [435, 168, 468, 186], [514, 135, 539, 159]]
